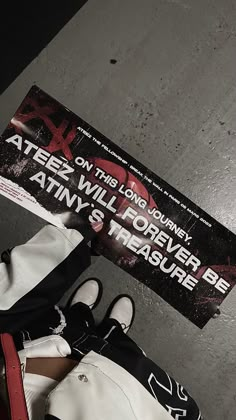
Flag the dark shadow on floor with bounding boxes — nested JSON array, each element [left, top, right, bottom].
[[0, 1, 88, 94]]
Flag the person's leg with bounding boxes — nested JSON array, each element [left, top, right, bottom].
[[11, 279, 100, 356], [21, 279, 102, 382], [97, 294, 142, 355], [97, 296, 202, 420]]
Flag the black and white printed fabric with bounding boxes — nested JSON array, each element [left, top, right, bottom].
[[44, 352, 173, 420], [0, 225, 91, 334], [10, 300, 202, 420], [0, 225, 202, 419], [97, 319, 203, 420]]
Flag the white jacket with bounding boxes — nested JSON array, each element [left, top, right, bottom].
[[42, 351, 173, 420], [9, 349, 172, 420], [0, 225, 90, 333]]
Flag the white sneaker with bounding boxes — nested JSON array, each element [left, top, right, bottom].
[[108, 295, 135, 334], [70, 278, 102, 309]]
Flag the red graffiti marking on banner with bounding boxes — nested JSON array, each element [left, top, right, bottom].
[[13, 96, 77, 160]]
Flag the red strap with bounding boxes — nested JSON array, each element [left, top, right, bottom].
[[0, 333, 28, 420]]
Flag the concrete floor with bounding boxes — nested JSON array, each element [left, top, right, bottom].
[[0, 0, 236, 418]]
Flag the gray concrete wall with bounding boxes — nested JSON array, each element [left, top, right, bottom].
[[0, 1, 235, 418]]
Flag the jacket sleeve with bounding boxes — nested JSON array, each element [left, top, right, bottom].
[[0, 225, 91, 333]]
